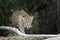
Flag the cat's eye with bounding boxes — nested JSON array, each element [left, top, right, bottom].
[[22, 16, 24, 17]]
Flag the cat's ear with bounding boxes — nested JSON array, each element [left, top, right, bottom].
[[20, 10, 24, 12], [31, 16, 34, 20]]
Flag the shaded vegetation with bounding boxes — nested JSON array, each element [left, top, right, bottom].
[[0, 0, 59, 36]]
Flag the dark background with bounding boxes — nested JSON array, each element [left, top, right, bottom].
[[0, 0, 60, 36]]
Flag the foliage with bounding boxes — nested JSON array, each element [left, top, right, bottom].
[[0, 0, 59, 36]]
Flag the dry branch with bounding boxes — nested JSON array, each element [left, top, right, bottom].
[[0, 26, 58, 39]]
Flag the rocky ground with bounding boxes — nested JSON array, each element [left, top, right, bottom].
[[0, 36, 43, 40], [0, 34, 60, 40]]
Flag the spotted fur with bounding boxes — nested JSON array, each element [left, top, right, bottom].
[[11, 10, 34, 33]]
